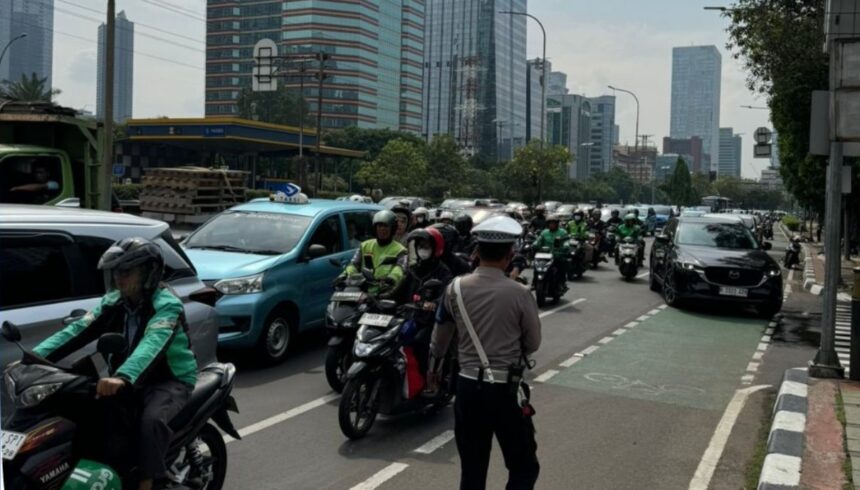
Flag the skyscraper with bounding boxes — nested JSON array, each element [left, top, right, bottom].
[[205, 1, 424, 132], [670, 45, 721, 173], [718, 127, 742, 178], [3, 0, 54, 87], [97, 11, 134, 123], [547, 70, 568, 96], [587, 95, 615, 175], [422, 0, 528, 159], [0, 0, 12, 81], [547, 93, 591, 180]]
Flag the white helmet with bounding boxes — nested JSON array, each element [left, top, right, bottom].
[[440, 211, 455, 221], [348, 194, 364, 202], [414, 207, 429, 217], [472, 215, 523, 243]]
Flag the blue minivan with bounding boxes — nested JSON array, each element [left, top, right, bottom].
[[183, 197, 382, 364]]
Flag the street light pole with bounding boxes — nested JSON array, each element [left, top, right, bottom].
[[499, 10, 546, 147], [608, 85, 639, 151], [101, 0, 116, 211], [0, 33, 27, 74]]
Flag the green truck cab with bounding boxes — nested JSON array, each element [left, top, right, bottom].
[[0, 101, 106, 209]]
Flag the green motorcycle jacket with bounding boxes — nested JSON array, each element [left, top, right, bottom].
[[343, 239, 407, 293], [567, 221, 589, 240], [533, 228, 570, 257], [34, 288, 198, 387], [617, 223, 642, 241]]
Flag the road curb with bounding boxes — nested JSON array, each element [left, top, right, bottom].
[[758, 367, 808, 490]]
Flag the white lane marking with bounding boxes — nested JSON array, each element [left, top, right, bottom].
[[746, 362, 760, 373], [648, 309, 661, 316], [752, 351, 764, 361], [688, 384, 770, 490], [625, 321, 640, 328], [598, 336, 614, 345], [413, 430, 455, 454], [636, 315, 650, 321], [559, 355, 583, 368], [788, 269, 794, 281], [658, 304, 668, 310], [636, 271, 650, 279], [741, 374, 755, 384], [765, 327, 775, 336], [579, 345, 600, 356], [534, 369, 559, 383], [350, 463, 410, 490], [772, 410, 806, 433], [757, 342, 769, 351], [612, 328, 628, 336], [759, 454, 802, 486], [224, 393, 339, 444], [538, 298, 586, 318]]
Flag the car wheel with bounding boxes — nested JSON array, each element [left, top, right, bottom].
[[649, 259, 660, 292], [662, 267, 683, 308], [257, 307, 294, 365]]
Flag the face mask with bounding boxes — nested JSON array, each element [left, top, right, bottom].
[[417, 247, 432, 260]]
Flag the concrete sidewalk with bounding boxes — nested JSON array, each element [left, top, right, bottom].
[[800, 240, 858, 298]]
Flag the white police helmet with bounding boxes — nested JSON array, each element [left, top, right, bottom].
[[471, 215, 523, 243]]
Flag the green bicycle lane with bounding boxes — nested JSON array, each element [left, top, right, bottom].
[[547, 306, 769, 411]]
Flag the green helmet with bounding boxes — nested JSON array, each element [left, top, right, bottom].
[[373, 210, 397, 229]]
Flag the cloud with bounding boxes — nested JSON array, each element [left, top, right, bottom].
[[67, 49, 96, 84]]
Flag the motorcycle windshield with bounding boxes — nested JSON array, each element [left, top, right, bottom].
[[7, 364, 77, 398]]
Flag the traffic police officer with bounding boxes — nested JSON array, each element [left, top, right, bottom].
[[429, 215, 542, 490]]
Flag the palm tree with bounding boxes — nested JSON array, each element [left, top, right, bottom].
[[0, 73, 61, 102]]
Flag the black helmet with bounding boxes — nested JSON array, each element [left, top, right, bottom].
[[98, 237, 164, 292], [430, 223, 460, 255], [454, 213, 474, 236], [373, 210, 397, 229], [611, 209, 620, 217]]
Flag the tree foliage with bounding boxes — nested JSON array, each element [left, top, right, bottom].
[[0, 73, 60, 102], [663, 157, 696, 206], [505, 141, 571, 202], [323, 127, 425, 162], [424, 135, 469, 199], [354, 138, 427, 195]]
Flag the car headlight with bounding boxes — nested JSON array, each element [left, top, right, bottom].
[[18, 382, 63, 407], [681, 262, 704, 272], [768, 269, 781, 277], [214, 273, 264, 295]]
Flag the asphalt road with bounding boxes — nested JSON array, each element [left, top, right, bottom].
[[218, 234, 818, 490]]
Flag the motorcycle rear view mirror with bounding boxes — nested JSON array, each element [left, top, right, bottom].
[[97, 333, 127, 356], [2, 321, 22, 343], [654, 234, 671, 245], [63, 309, 88, 325], [329, 258, 341, 268]]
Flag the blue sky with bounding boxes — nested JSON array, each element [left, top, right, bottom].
[[49, 0, 771, 178]]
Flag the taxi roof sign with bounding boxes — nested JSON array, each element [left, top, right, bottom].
[[270, 184, 308, 204]]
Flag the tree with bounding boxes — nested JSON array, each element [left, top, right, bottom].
[[725, 0, 831, 213], [354, 138, 427, 195], [505, 141, 570, 203], [711, 176, 747, 203], [423, 135, 468, 199], [235, 87, 312, 126], [0, 73, 60, 101], [590, 167, 639, 204], [663, 157, 696, 206], [323, 127, 425, 162]]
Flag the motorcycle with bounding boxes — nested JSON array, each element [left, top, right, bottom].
[[325, 268, 375, 393], [337, 280, 456, 440], [1, 321, 240, 490], [567, 237, 588, 280], [532, 246, 565, 307], [784, 240, 802, 269], [763, 221, 774, 240], [604, 226, 619, 258], [616, 237, 640, 281]]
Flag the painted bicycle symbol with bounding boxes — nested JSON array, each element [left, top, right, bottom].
[[583, 373, 706, 398]]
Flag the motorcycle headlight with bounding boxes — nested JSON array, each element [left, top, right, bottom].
[[214, 273, 264, 295], [18, 382, 63, 408], [354, 341, 377, 357], [768, 269, 781, 277]]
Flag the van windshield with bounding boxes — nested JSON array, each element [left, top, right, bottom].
[[185, 211, 312, 255]]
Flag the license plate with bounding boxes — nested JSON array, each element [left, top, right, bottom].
[[534, 253, 553, 260], [332, 291, 363, 302], [1, 430, 27, 460], [359, 313, 393, 327], [719, 287, 749, 298]]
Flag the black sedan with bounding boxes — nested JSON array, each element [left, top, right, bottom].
[[649, 216, 783, 317]]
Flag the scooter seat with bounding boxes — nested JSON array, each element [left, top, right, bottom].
[[169, 367, 222, 431]]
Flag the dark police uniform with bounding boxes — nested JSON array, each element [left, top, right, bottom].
[[430, 216, 542, 490]]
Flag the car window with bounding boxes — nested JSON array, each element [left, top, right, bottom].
[[0, 233, 91, 310], [676, 222, 758, 249], [344, 211, 374, 249], [0, 155, 64, 205], [307, 215, 343, 256], [185, 211, 311, 255]]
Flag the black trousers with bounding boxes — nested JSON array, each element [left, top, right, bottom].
[[454, 377, 540, 490]]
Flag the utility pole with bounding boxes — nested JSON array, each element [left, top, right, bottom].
[[314, 50, 328, 196], [100, 0, 116, 211]]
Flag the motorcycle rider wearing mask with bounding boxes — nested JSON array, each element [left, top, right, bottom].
[[617, 213, 644, 265], [533, 214, 570, 290], [343, 210, 408, 296], [412, 207, 430, 230], [567, 210, 594, 265], [530, 204, 547, 232], [32, 237, 197, 490], [399, 227, 453, 374]]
